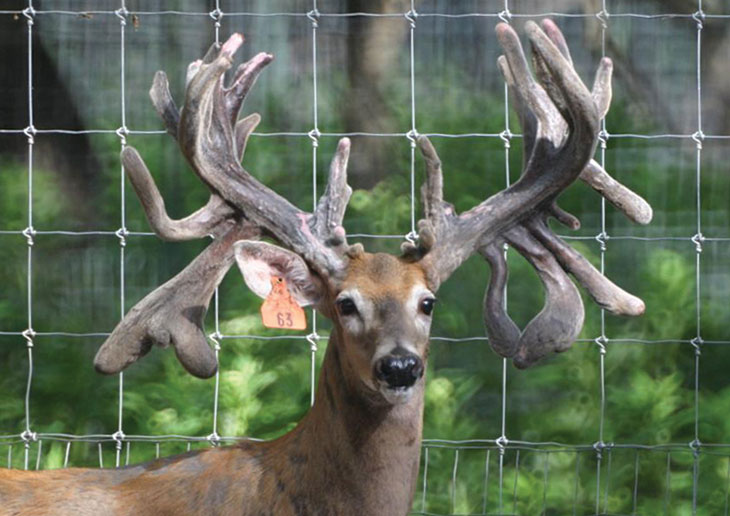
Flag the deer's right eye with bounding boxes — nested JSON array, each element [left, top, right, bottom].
[[337, 298, 358, 316]]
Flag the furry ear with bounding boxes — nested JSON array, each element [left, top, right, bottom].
[[234, 241, 324, 307]]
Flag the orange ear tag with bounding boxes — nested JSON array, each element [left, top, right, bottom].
[[260, 277, 307, 330]]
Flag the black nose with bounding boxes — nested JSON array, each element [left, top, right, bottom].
[[375, 354, 424, 389]]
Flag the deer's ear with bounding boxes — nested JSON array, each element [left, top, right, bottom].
[[234, 241, 325, 307]]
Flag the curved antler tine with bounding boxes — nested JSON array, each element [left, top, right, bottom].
[[591, 57, 613, 119], [313, 138, 353, 249], [201, 40, 222, 64], [416, 135, 445, 221], [580, 160, 653, 225], [122, 147, 235, 241], [235, 113, 261, 162], [525, 20, 597, 140], [528, 219, 645, 316], [94, 225, 256, 379], [498, 55, 539, 156], [496, 23, 552, 125], [540, 18, 573, 65], [150, 71, 180, 138], [225, 52, 274, 126], [549, 201, 581, 230], [185, 33, 242, 104], [506, 226, 584, 369], [479, 243, 521, 358]]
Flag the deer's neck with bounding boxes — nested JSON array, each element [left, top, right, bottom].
[[269, 329, 425, 515]]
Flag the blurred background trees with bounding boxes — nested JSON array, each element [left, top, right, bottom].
[[1, 0, 730, 513]]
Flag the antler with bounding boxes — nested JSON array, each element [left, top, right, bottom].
[[95, 34, 353, 378], [411, 20, 652, 368]]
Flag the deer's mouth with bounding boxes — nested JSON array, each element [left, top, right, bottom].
[[379, 383, 416, 405]]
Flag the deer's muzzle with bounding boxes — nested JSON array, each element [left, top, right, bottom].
[[374, 354, 424, 389]]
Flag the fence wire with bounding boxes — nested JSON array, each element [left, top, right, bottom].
[[1, 1, 729, 515]]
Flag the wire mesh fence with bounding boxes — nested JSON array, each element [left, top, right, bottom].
[[1, 0, 730, 514]]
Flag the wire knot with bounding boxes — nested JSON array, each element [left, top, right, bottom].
[[406, 129, 419, 148], [691, 233, 704, 253], [689, 438, 701, 457], [498, 9, 511, 24], [404, 230, 419, 246], [598, 129, 610, 148], [116, 126, 129, 146], [115, 7, 129, 26], [495, 435, 509, 450], [207, 432, 221, 446], [692, 10, 704, 30], [23, 125, 36, 145], [308, 128, 320, 148], [22, 6, 35, 25], [208, 331, 222, 352], [595, 231, 608, 252], [404, 9, 417, 29], [20, 429, 37, 443], [209, 7, 223, 27], [22, 226, 36, 246], [595, 335, 608, 355], [115, 227, 129, 247], [499, 129, 512, 149], [691, 130, 704, 150], [112, 430, 125, 449], [22, 328, 36, 347], [596, 9, 609, 29], [592, 440, 606, 458], [690, 336, 703, 356], [307, 9, 320, 28], [306, 332, 320, 353]]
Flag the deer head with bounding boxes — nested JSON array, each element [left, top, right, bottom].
[[94, 20, 652, 399]]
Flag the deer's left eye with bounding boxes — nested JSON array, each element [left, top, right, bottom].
[[419, 298, 437, 316]]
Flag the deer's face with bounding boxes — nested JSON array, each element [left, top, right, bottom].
[[332, 253, 436, 405]]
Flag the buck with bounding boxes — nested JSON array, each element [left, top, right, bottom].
[[0, 20, 651, 516]]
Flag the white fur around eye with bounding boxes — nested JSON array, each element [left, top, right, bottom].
[[337, 289, 369, 335], [408, 285, 435, 333]]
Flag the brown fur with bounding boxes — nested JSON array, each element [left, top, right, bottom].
[[0, 253, 429, 516]]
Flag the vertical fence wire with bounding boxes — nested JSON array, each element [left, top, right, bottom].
[[595, 1, 609, 513], [20, 0, 36, 472], [209, 0, 223, 447], [691, 3, 705, 516], [498, 1, 512, 513], [113, 0, 129, 470], [308, 0, 320, 408]]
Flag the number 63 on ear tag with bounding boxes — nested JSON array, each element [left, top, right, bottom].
[[260, 277, 307, 330]]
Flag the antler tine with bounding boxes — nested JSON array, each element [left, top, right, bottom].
[[504, 227, 585, 368], [479, 244, 521, 359], [121, 146, 235, 241], [313, 138, 353, 252], [150, 71, 180, 138], [527, 218, 645, 315]]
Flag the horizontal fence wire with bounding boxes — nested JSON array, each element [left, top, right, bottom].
[[1, 1, 729, 515]]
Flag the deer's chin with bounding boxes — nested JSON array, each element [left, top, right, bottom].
[[379, 384, 416, 405]]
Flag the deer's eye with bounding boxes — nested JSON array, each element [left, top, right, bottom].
[[337, 298, 358, 316], [419, 298, 437, 316]]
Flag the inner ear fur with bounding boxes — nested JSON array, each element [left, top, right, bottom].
[[234, 240, 325, 307]]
